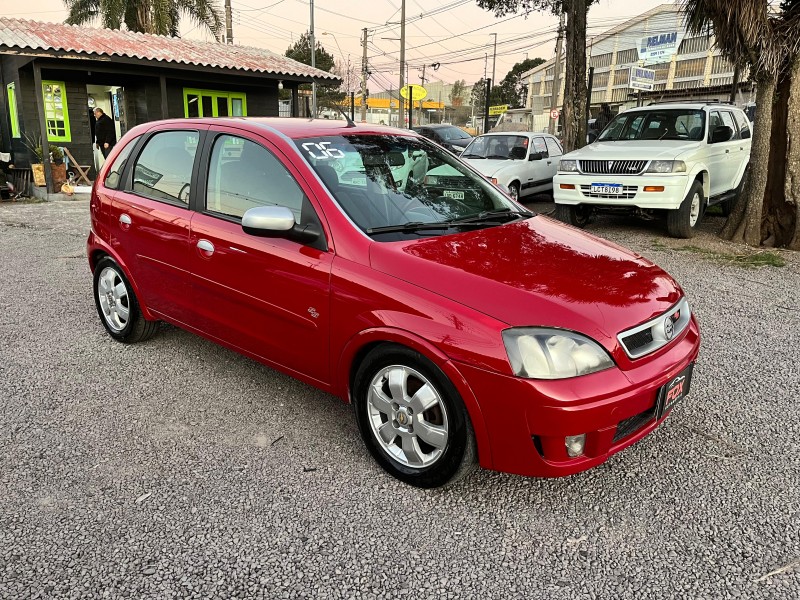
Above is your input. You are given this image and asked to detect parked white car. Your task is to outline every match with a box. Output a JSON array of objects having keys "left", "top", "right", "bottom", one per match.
[
  {"left": 553, "top": 103, "right": 751, "bottom": 238},
  {"left": 459, "top": 132, "right": 563, "bottom": 201}
]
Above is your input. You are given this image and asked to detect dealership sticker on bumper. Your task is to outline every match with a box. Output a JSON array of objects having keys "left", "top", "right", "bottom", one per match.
[
  {"left": 656, "top": 362, "right": 694, "bottom": 419},
  {"left": 591, "top": 183, "right": 623, "bottom": 195}
]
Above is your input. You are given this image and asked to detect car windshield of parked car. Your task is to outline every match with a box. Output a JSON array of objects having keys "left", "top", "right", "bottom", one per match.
[
  {"left": 436, "top": 126, "right": 472, "bottom": 141},
  {"left": 461, "top": 135, "right": 530, "bottom": 160},
  {"left": 295, "top": 134, "right": 528, "bottom": 240},
  {"left": 598, "top": 109, "right": 706, "bottom": 142}
]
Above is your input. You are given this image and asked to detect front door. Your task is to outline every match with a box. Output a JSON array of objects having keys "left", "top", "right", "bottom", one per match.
[{"left": 189, "top": 129, "right": 333, "bottom": 385}]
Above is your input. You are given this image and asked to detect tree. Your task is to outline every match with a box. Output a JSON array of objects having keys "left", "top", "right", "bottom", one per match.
[
  {"left": 471, "top": 78, "right": 487, "bottom": 115},
  {"left": 497, "top": 57, "right": 547, "bottom": 107},
  {"left": 682, "top": 0, "right": 800, "bottom": 248},
  {"left": 450, "top": 79, "right": 467, "bottom": 107},
  {"left": 63, "top": 0, "right": 222, "bottom": 37},
  {"left": 477, "top": 1, "right": 595, "bottom": 152},
  {"left": 285, "top": 33, "right": 339, "bottom": 115}
]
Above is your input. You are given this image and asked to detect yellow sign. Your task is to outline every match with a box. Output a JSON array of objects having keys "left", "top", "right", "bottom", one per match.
[
  {"left": 399, "top": 85, "right": 428, "bottom": 101},
  {"left": 488, "top": 104, "right": 509, "bottom": 116}
]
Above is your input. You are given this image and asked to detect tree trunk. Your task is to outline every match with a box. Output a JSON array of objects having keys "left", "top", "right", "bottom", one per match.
[
  {"left": 787, "top": 56, "right": 800, "bottom": 250},
  {"left": 722, "top": 71, "right": 775, "bottom": 245},
  {"left": 561, "top": 0, "right": 588, "bottom": 153}
]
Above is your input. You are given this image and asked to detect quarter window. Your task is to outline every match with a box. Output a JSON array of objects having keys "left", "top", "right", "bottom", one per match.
[
  {"left": 42, "top": 81, "right": 71, "bottom": 142},
  {"left": 131, "top": 131, "right": 199, "bottom": 204},
  {"left": 206, "top": 134, "right": 306, "bottom": 222},
  {"left": 104, "top": 136, "right": 140, "bottom": 190}
]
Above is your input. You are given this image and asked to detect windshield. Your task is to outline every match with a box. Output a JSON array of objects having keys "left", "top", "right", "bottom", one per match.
[
  {"left": 598, "top": 109, "right": 706, "bottom": 142},
  {"left": 436, "top": 126, "right": 472, "bottom": 141},
  {"left": 462, "top": 135, "right": 531, "bottom": 160},
  {"left": 295, "top": 134, "right": 526, "bottom": 240}
]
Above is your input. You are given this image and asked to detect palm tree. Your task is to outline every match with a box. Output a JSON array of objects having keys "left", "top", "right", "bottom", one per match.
[
  {"left": 681, "top": 0, "right": 800, "bottom": 248},
  {"left": 63, "top": 0, "right": 222, "bottom": 38}
]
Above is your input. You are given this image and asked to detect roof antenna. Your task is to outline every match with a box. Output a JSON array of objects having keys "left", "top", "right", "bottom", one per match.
[{"left": 332, "top": 103, "right": 357, "bottom": 127}]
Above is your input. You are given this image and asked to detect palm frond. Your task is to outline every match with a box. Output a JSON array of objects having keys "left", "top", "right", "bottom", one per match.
[{"left": 175, "top": 0, "right": 223, "bottom": 37}]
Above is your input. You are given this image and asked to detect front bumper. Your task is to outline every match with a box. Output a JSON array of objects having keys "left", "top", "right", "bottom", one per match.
[
  {"left": 553, "top": 173, "right": 689, "bottom": 210},
  {"left": 457, "top": 315, "right": 700, "bottom": 478}
]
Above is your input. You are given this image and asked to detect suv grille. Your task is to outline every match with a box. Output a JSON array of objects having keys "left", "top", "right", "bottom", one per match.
[
  {"left": 580, "top": 184, "right": 638, "bottom": 199},
  {"left": 579, "top": 160, "right": 647, "bottom": 175}
]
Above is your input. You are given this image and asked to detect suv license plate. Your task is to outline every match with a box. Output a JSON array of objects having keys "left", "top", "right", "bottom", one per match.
[
  {"left": 591, "top": 183, "right": 623, "bottom": 195},
  {"left": 656, "top": 362, "right": 694, "bottom": 419},
  {"left": 443, "top": 190, "right": 465, "bottom": 200}
]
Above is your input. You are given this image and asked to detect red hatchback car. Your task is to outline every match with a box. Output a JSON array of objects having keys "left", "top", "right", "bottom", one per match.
[{"left": 88, "top": 118, "right": 700, "bottom": 488}]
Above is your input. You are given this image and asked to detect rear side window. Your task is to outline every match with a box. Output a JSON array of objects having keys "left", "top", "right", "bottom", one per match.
[
  {"left": 131, "top": 130, "right": 199, "bottom": 204},
  {"left": 104, "top": 136, "right": 140, "bottom": 190}
]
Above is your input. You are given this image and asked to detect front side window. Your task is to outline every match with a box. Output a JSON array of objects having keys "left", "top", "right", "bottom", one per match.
[
  {"left": 295, "top": 134, "right": 526, "bottom": 240},
  {"left": 183, "top": 88, "right": 247, "bottom": 118},
  {"left": 131, "top": 131, "right": 199, "bottom": 204},
  {"left": 598, "top": 109, "right": 705, "bottom": 142},
  {"left": 104, "top": 135, "right": 140, "bottom": 190},
  {"left": 463, "top": 135, "right": 532, "bottom": 160},
  {"left": 6, "top": 83, "right": 20, "bottom": 138},
  {"left": 545, "top": 137, "right": 563, "bottom": 157},
  {"left": 206, "top": 134, "right": 307, "bottom": 222},
  {"left": 42, "top": 81, "right": 70, "bottom": 142},
  {"left": 733, "top": 111, "right": 751, "bottom": 139},
  {"left": 719, "top": 111, "right": 738, "bottom": 140}
]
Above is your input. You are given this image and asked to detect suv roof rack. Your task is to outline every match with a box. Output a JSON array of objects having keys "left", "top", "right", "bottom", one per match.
[{"left": 646, "top": 100, "right": 735, "bottom": 106}]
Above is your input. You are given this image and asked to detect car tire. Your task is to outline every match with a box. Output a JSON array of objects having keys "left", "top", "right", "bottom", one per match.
[
  {"left": 93, "top": 256, "right": 158, "bottom": 343},
  {"left": 722, "top": 166, "right": 748, "bottom": 217},
  {"left": 507, "top": 181, "right": 520, "bottom": 202},
  {"left": 554, "top": 203, "right": 593, "bottom": 228},
  {"left": 353, "top": 344, "right": 477, "bottom": 488},
  {"left": 667, "top": 180, "right": 704, "bottom": 238}
]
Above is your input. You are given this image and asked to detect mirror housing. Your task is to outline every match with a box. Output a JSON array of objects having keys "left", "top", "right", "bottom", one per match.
[
  {"left": 529, "top": 151, "right": 546, "bottom": 161},
  {"left": 711, "top": 125, "right": 733, "bottom": 144},
  {"left": 242, "top": 206, "right": 324, "bottom": 247}
]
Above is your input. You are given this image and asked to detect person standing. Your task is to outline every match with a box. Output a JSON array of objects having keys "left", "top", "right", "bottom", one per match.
[
  {"left": 595, "top": 103, "right": 613, "bottom": 132},
  {"left": 94, "top": 108, "right": 116, "bottom": 158}
]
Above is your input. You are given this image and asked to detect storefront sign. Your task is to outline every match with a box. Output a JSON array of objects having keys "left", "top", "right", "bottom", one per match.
[
  {"left": 630, "top": 67, "right": 656, "bottom": 91},
  {"left": 638, "top": 31, "right": 683, "bottom": 63}
]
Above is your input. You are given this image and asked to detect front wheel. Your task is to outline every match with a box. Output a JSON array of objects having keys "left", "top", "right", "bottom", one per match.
[
  {"left": 667, "top": 181, "right": 704, "bottom": 238},
  {"left": 93, "top": 256, "right": 158, "bottom": 343},
  {"left": 353, "top": 345, "right": 477, "bottom": 488},
  {"left": 554, "top": 203, "right": 593, "bottom": 228},
  {"left": 507, "top": 181, "right": 520, "bottom": 202}
]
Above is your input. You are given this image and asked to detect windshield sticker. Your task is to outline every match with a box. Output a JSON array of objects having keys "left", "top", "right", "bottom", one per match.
[{"left": 301, "top": 141, "right": 345, "bottom": 160}]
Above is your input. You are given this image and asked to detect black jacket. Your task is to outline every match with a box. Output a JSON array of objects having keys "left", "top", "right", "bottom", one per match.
[{"left": 95, "top": 114, "right": 117, "bottom": 147}]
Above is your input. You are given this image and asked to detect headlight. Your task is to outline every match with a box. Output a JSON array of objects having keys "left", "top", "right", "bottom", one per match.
[
  {"left": 558, "top": 159, "right": 578, "bottom": 172},
  {"left": 646, "top": 160, "right": 686, "bottom": 173},
  {"left": 502, "top": 328, "right": 614, "bottom": 379}
]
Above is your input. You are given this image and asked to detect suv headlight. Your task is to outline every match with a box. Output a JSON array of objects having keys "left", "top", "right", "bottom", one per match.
[
  {"left": 646, "top": 160, "right": 686, "bottom": 173},
  {"left": 502, "top": 328, "right": 614, "bottom": 379},
  {"left": 558, "top": 159, "right": 578, "bottom": 172}
]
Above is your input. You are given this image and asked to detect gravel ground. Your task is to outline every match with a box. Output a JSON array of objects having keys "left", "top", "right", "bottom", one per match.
[{"left": 1, "top": 198, "right": 798, "bottom": 599}]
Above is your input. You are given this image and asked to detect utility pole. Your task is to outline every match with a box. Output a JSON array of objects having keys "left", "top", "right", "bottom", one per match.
[
  {"left": 399, "top": 0, "right": 406, "bottom": 127},
  {"left": 491, "top": 33, "right": 497, "bottom": 87},
  {"left": 310, "top": 0, "right": 316, "bottom": 117},
  {"left": 388, "top": 82, "right": 393, "bottom": 126},
  {"left": 549, "top": 12, "right": 565, "bottom": 135},
  {"left": 224, "top": 0, "right": 233, "bottom": 44},
  {"left": 361, "top": 28, "right": 368, "bottom": 122},
  {"left": 419, "top": 64, "right": 426, "bottom": 124}
]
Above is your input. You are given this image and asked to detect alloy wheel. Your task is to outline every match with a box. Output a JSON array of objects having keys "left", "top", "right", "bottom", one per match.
[{"left": 97, "top": 266, "right": 130, "bottom": 332}]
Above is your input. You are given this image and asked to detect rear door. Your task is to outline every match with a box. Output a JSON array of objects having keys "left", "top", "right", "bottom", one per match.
[
  {"left": 110, "top": 126, "right": 206, "bottom": 325},
  {"left": 188, "top": 127, "right": 334, "bottom": 385}
]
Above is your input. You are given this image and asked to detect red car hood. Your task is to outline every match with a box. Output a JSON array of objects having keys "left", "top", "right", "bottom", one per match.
[{"left": 369, "top": 216, "right": 683, "bottom": 348}]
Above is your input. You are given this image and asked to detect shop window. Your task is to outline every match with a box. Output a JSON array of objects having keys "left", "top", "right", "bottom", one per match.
[
  {"left": 183, "top": 88, "right": 248, "bottom": 118},
  {"left": 42, "top": 81, "right": 71, "bottom": 142},
  {"left": 6, "top": 83, "right": 19, "bottom": 138},
  {"left": 615, "top": 48, "right": 638, "bottom": 65}
]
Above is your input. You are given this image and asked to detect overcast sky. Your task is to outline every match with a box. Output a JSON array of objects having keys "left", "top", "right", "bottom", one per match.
[{"left": 8, "top": 0, "right": 669, "bottom": 93}]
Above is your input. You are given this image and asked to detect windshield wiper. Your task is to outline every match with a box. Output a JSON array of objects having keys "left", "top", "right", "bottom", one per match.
[
  {"left": 461, "top": 153, "right": 484, "bottom": 159},
  {"left": 487, "top": 154, "right": 508, "bottom": 160},
  {"left": 366, "top": 221, "right": 485, "bottom": 235},
  {"left": 449, "top": 208, "right": 533, "bottom": 224}
]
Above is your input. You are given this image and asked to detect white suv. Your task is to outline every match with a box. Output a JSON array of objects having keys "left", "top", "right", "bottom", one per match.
[{"left": 553, "top": 103, "right": 751, "bottom": 238}]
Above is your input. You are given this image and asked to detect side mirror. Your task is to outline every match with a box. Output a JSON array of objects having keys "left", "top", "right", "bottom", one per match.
[
  {"left": 242, "top": 205, "right": 323, "bottom": 246},
  {"left": 529, "top": 151, "right": 545, "bottom": 161},
  {"left": 711, "top": 125, "right": 733, "bottom": 144}
]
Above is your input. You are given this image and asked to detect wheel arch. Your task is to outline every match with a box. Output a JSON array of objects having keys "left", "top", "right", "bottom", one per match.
[
  {"left": 337, "top": 327, "right": 493, "bottom": 470},
  {"left": 684, "top": 166, "right": 709, "bottom": 201},
  {"left": 89, "top": 242, "right": 157, "bottom": 322}
]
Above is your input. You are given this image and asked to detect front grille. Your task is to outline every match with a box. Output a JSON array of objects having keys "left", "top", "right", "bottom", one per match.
[
  {"left": 579, "top": 160, "right": 647, "bottom": 175},
  {"left": 580, "top": 184, "right": 638, "bottom": 199},
  {"left": 613, "top": 406, "right": 657, "bottom": 443},
  {"left": 621, "top": 328, "right": 654, "bottom": 355}
]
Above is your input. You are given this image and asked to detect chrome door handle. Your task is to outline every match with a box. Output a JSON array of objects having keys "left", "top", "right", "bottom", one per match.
[
  {"left": 119, "top": 214, "right": 131, "bottom": 225},
  {"left": 197, "top": 239, "right": 215, "bottom": 254}
]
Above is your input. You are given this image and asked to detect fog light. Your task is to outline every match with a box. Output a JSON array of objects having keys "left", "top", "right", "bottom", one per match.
[
  {"left": 560, "top": 183, "right": 575, "bottom": 190},
  {"left": 565, "top": 434, "right": 586, "bottom": 457},
  {"left": 643, "top": 185, "right": 665, "bottom": 192}
]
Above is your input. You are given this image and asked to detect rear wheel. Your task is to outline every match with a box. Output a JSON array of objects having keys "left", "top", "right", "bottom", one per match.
[
  {"left": 667, "top": 180, "right": 704, "bottom": 238},
  {"left": 353, "top": 345, "right": 477, "bottom": 488},
  {"left": 554, "top": 203, "right": 593, "bottom": 228},
  {"left": 93, "top": 256, "right": 158, "bottom": 343}
]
